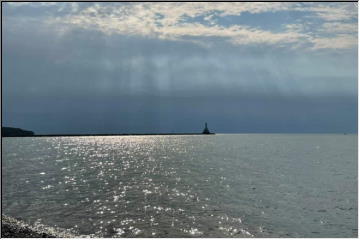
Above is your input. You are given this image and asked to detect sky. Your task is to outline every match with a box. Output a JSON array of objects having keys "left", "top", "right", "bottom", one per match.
[{"left": 2, "top": 2, "right": 358, "bottom": 134}]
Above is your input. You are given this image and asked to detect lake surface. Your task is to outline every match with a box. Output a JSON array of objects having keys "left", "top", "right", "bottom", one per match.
[{"left": 2, "top": 134, "right": 357, "bottom": 237}]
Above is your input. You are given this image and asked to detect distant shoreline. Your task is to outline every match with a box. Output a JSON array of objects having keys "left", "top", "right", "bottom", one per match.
[{"left": 3, "top": 133, "right": 215, "bottom": 137}]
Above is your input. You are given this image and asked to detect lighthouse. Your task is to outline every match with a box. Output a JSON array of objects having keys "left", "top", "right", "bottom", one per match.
[{"left": 202, "top": 122, "right": 211, "bottom": 134}]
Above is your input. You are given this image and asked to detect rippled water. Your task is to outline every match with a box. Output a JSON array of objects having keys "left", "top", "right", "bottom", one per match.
[{"left": 2, "top": 134, "right": 357, "bottom": 237}]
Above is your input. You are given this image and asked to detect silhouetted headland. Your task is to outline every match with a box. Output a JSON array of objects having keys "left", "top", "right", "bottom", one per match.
[{"left": 2, "top": 127, "right": 34, "bottom": 137}]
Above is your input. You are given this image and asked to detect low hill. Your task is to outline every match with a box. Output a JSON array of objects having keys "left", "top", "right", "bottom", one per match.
[{"left": 2, "top": 127, "right": 35, "bottom": 137}]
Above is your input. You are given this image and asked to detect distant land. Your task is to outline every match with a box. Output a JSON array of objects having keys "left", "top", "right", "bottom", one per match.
[{"left": 2, "top": 127, "right": 35, "bottom": 137}]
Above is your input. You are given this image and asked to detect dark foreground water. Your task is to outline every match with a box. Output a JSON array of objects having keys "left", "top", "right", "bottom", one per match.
[{"left": 2, "top": 134, "right": 357, "bottom": 237}]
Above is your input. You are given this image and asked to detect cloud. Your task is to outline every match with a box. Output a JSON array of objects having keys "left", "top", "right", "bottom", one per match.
[
  {"left": 307, "top": 3, "right": 358, "bottom": 21},
  {"left": 321, "top": 22, "right": 358, "bottom": 34},
  {"left": 4, "top": 2, "right": 357, "bottom": 50},
  {"left": 311, "top": 34, "right": 358, "bottom": 50}
]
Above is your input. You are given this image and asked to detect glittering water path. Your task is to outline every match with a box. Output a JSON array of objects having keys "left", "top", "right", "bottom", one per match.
[{"left": 2, "top": 134, "right": 357, "bottom": 237}]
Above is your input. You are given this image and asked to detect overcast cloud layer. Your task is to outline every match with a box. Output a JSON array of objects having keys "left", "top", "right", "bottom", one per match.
[{"left": 2, "top": 2, "right": 358, "bottom": 134}]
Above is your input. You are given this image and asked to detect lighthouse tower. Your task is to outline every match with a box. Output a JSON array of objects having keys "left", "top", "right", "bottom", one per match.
[{"left": 202, "top": 122, "right": 211, "bottom": 134}]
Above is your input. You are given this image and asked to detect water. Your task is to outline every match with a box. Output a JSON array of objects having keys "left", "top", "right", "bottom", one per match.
[{"left": 2, "top": 134, "right": 357, "bottom": 237}]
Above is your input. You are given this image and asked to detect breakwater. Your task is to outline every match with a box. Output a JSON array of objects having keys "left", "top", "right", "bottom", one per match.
[{"left": 4, "top": 133, "right": 215, "bottom": 137}]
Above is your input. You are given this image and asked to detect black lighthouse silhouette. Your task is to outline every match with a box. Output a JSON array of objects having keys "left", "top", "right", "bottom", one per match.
[{"left": 202, "top": 122, "right": 211, "bottom": 134}]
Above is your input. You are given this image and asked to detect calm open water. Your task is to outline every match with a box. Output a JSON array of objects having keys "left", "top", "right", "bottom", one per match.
[{"left": 2, "top": 134, "right": 357, "bottom": 237}]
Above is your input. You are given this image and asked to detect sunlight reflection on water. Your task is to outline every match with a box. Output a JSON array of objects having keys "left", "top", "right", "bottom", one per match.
[{"left": 2, "top": 134, "right": 358, "bottom": 237}]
